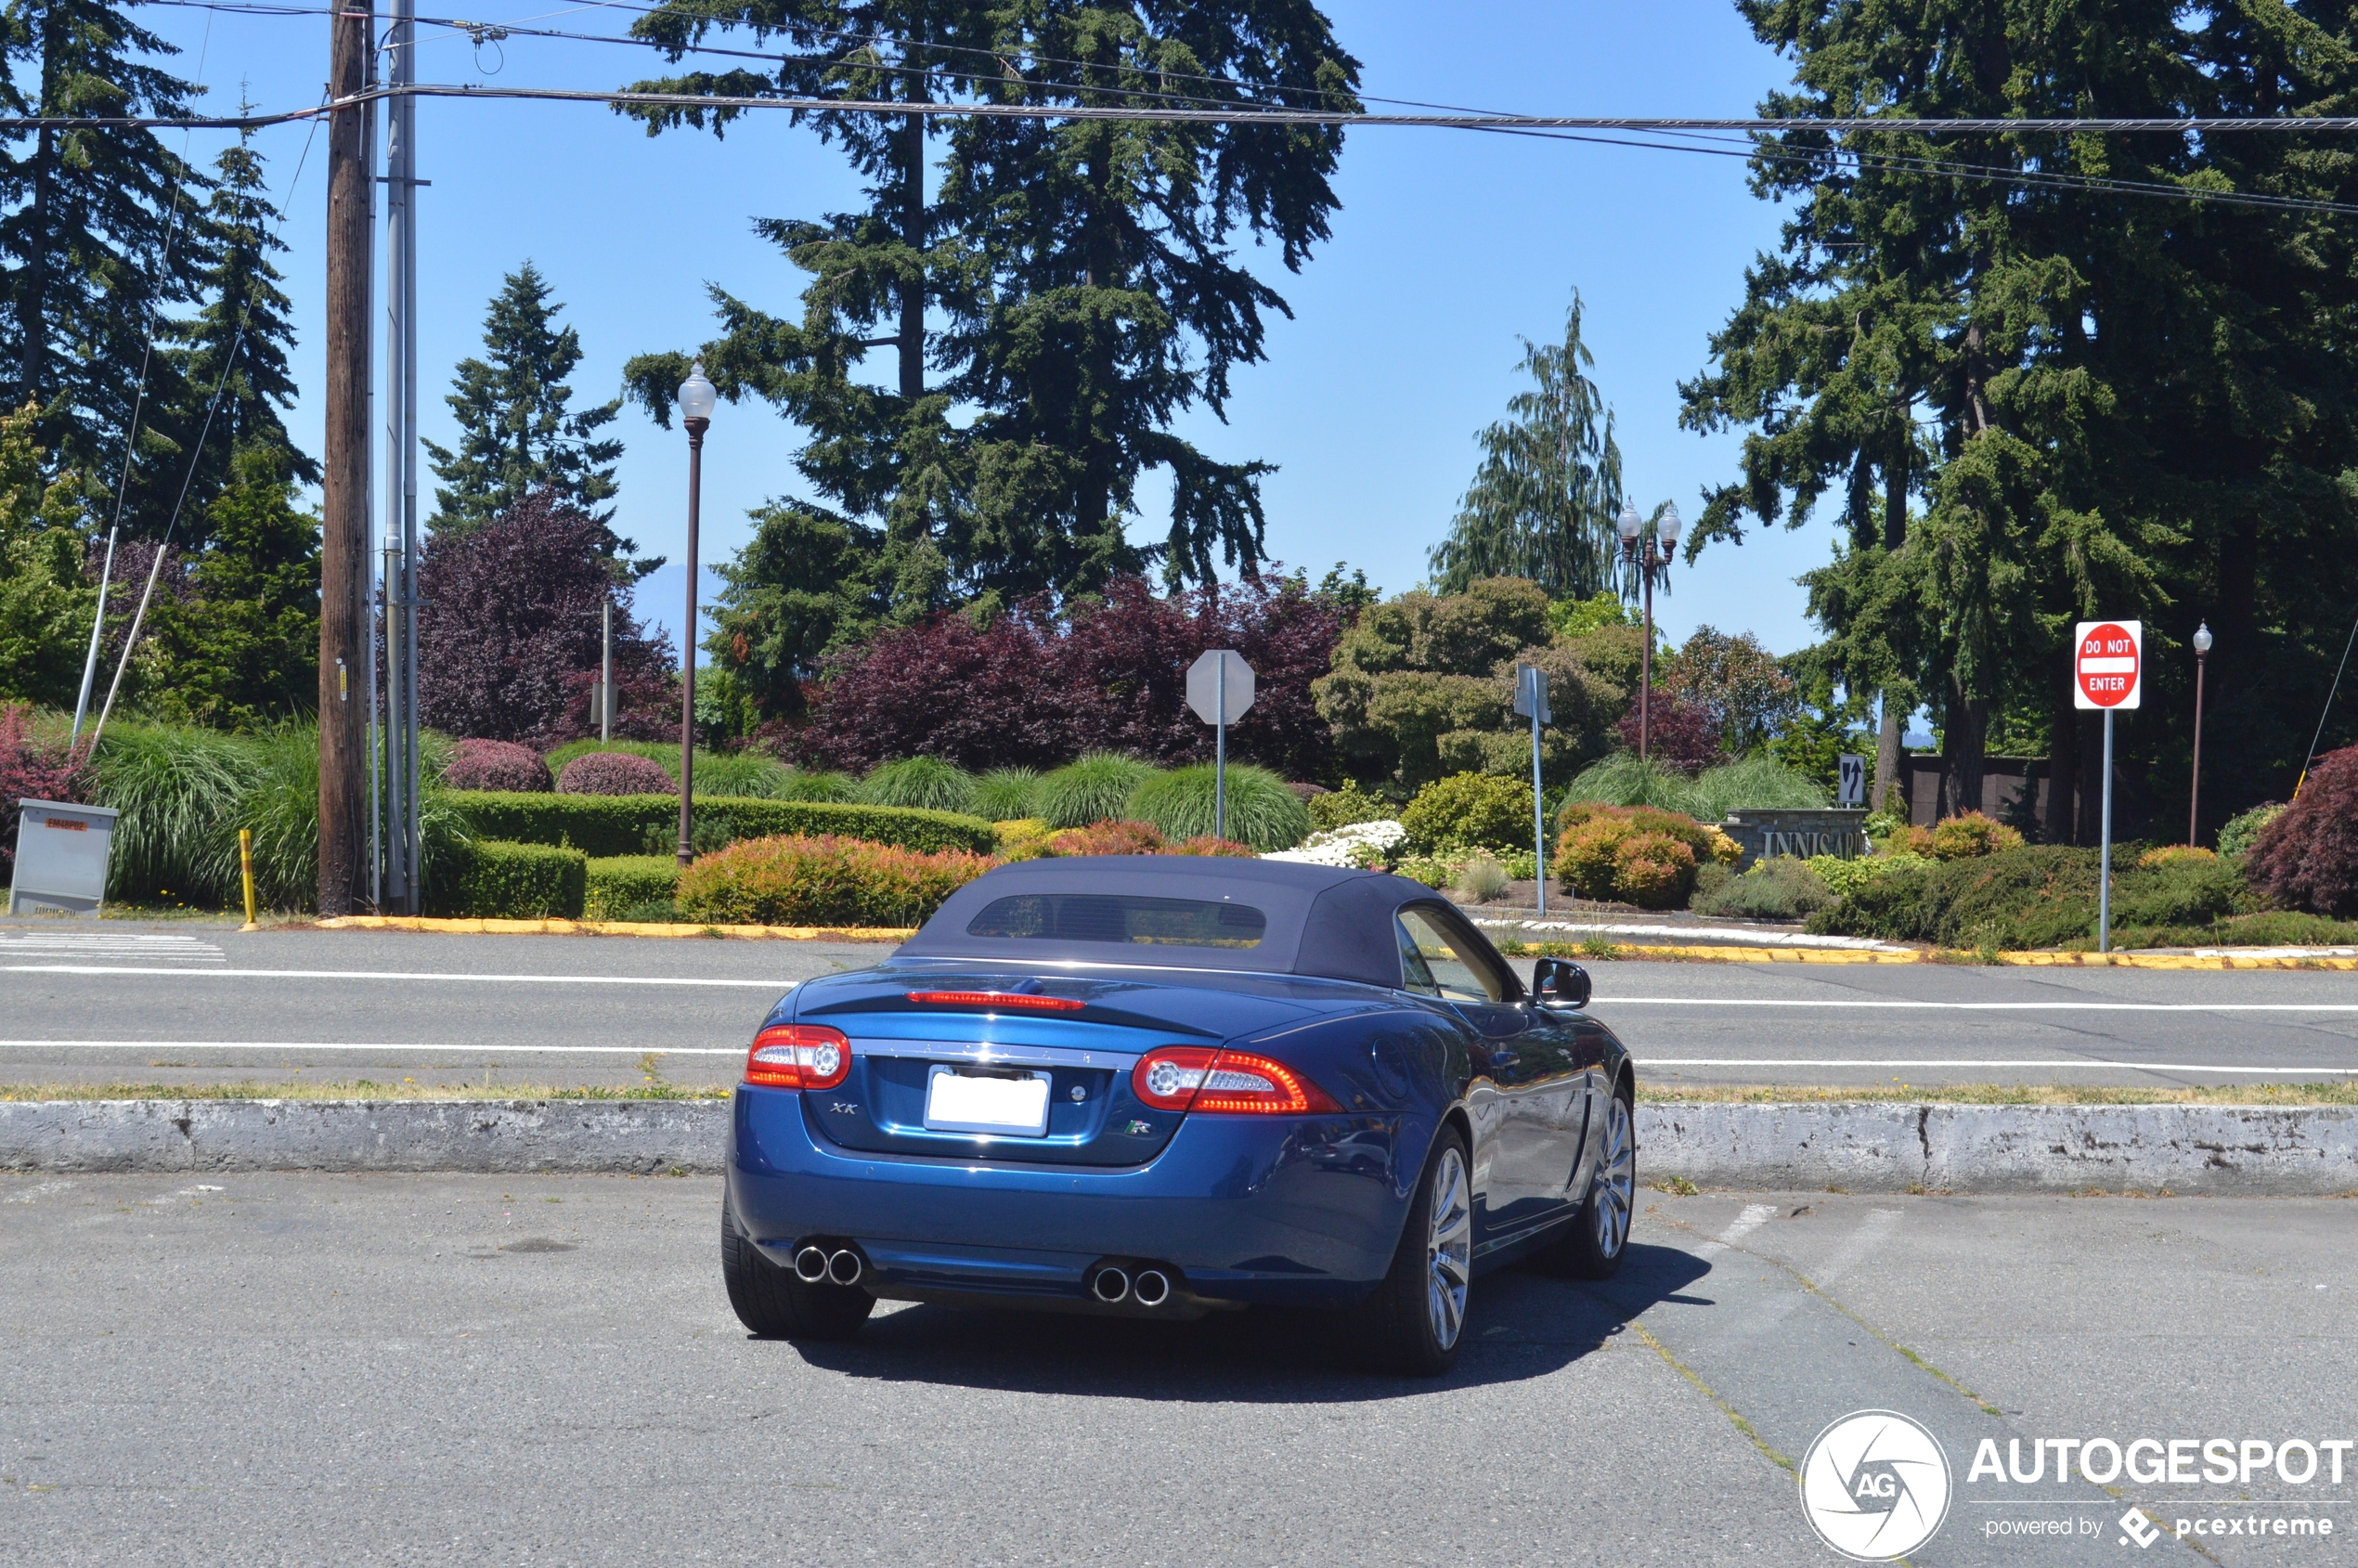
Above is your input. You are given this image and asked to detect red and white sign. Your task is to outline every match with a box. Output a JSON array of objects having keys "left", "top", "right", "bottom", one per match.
[{"left": 2073, "top": 619, "right": 2143, "bottom": 710}]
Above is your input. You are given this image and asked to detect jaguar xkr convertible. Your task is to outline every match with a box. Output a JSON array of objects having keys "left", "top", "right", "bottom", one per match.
[{"left": 720, "top": 856, "right": 1637, "bottom": 1375}]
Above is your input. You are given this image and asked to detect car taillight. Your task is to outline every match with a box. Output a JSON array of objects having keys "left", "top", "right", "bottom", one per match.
[
  {"left": 906, "top": 991, "right": 1086, "bottom": 1013},
  {"left": 1131, "top": 1045, "right": 1341, "bottom": 1115},
  {"left": 744, "top": 1024, "right": 850, "bottom": 1090}
]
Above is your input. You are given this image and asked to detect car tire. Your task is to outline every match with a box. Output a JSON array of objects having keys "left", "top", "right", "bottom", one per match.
[
  {"left": 1345, "top": 1124, "right": 1472, "bottom": 1378},
  {"left": 1536, "top": 1085, "right": 1636, "bottom": 1280},
  {"left": 720, "top": 1197, "right": 875, "bottom": 1341}
]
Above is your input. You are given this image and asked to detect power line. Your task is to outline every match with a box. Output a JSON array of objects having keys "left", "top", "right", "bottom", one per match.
[{"left": 26, "top": 83, "right": 2358, "bottom": 136}]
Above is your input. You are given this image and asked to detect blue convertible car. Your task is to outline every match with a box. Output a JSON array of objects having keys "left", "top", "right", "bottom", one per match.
[{"left": 721, "top": 856, "right": 1637, "bottom": 1375}]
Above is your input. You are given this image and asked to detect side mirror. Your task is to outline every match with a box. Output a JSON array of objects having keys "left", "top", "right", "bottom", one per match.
[{"left": 1532, "top": 957, "right": 1590, "bottom": 1010}]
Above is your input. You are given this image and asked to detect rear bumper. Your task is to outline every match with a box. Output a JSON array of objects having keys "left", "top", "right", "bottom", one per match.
[{"left": 728, "top": 1086, "right": 1422, "bottom": 1309}]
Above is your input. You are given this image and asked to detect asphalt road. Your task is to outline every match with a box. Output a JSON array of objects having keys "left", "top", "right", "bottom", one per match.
[
  {"left": 2, "top": 1173, "right": 2351, "bottom": 1565},
  {"left": 5, "top": 918, "right": 2358, "bottom": 1091}
]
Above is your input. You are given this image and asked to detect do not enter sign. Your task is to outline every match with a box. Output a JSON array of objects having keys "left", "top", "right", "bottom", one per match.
[{"left": 2073, "top": 619, "right": 2143, "bottom": 709}]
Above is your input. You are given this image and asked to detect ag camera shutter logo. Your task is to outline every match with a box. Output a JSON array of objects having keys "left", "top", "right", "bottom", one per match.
[{"left": 1799, "top": 1410, "right": 1953, "bottom": 1561}]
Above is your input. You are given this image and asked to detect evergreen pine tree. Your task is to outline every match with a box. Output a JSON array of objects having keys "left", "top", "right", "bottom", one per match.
[
  {"left": 158, "top": 122, "right": 316, "bottom": 542},
  {"left": 0, "top": 0, "right": 210, "bottom": 517},
  {"left": 1429, "top": 294, "right": 1626, "bottom": 600},
  {"left": 619, "top": 0, "right": 1357, "bottom": 648},
  {"left": 0, "top": 400, "right": 90, "bottom": 706},
  {"left": 141, "top": 442, "right": 320, "bottom": 729},
  {"left": 425, "top": 263, "right": 628, "bottom": 551}
]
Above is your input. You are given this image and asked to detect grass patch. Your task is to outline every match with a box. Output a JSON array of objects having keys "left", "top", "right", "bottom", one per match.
[
  {"left": 0, "top": 1081, "right": 727, "bottom": 1102},
  {"left": 1637, "top": 1082, "right": 2358, "bottom": 1107}
]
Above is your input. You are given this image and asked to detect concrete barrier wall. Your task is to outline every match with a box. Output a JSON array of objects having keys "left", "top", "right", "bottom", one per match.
[{"left": 4, "top": 1098, "right": 2354, "bottom": 1194}]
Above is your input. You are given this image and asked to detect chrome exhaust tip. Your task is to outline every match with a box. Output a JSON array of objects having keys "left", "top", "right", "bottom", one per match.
[
  {"left": 793, "top": 1246, "right": 829, "bottom": 1283},
  {"left": 826, "top": 1249, "right": 864, "bottom": 1287},
  {"left": 1133, "top": 1269, "right": 1172, "bottom": 1308},
  {"left": 1092, "top": 1266, "right": 1131, "bottom": 1303}
]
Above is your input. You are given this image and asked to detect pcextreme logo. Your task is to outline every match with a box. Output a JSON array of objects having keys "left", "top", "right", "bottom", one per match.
[{"left": 1799, "top": 1410, "right": 1954, "bottom": 1562}]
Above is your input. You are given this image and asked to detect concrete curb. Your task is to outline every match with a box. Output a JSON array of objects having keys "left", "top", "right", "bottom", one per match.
[
  {"left": 5, "top": 1099, "right": 2356, "bottom": 1195},
  {"left": 0, "top": 1098, "right": 729, "bottom": 1175},
  {"left": 1641, "top": 1103, "right": 2358, "bottom": 1196}
]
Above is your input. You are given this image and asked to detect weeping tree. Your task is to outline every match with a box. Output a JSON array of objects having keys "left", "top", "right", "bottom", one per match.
[
  {"left": 617, "top": 0, "right": 1361, "bottom": 636},
  {"left": 1428, "top": 292, "right": 1626, "bottom": 601}
]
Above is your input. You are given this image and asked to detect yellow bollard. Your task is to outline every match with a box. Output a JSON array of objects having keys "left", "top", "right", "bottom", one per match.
[{"left": 239, "top": 828, "right": 259, "bottom": 931}]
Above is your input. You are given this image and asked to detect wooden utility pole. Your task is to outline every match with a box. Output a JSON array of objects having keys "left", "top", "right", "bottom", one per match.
[{"left": 319, "top": 1, "right": 372, "bottom": 915}]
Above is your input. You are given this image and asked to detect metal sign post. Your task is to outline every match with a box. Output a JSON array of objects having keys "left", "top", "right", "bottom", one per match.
[
  {"left": 1513, "top": 663, "right": 1550, "bottom": 915},
  {"left": 2073, "top": 620, "right": 2144, "bottom": 952},
  {"left": 1185, "top": 651, "right": 1255, "bottom": 840}
]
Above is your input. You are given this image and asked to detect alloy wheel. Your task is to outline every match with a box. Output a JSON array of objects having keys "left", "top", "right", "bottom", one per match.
[
  {"left": 1592, "top": 1095, "right": 1634, "bottom": 1259},
  {"left": 1426, "top": 1144, "right": 1472, "bottom": 1350}
]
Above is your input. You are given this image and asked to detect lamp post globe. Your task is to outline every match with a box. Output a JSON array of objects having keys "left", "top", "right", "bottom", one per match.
[
  {"left": 1617, "top": 504, "right": 1642, "bottom": 546},
  {"left": 2189, "top": 619, "right": 2213, "bottom": 847},
  {"left": 676, "top": 360, "right": 717, "bottom": 868},
  {"left": 1657, "top": 500, "right": 1682, "bottom": 551}
]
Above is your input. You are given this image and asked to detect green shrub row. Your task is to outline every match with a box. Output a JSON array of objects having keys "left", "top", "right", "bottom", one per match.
[
  {"left": 584, "top": 855, "right": 680, "bottom": 921},
  {"left": 675, "top": 834, "right": 993, "bottom": 927},
  {"left": 443, "top": 792, "right": 998, "bottom": 858},
  {"left": 425, "top": 839, "right": 588, "bottom": 919},
  {"left": 1807, "top": 846, "right": 2255, "bottom": 949}
]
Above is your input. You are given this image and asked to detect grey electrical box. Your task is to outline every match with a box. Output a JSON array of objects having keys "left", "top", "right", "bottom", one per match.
[{"left": 8, "top": 798, "right": 121, "bottom": 916}]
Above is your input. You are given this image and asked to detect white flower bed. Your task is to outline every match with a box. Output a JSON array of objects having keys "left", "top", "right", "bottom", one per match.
[{"left": 1262, "top": 818, "right": 1408, "bottom": 867}]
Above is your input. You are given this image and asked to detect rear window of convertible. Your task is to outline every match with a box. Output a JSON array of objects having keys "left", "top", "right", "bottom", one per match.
[{"left": 965, "top": 894, "right": 1268, "bottom": 949}]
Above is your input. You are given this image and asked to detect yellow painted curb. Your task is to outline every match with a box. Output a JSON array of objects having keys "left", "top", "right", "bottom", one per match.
[
  {"left": 1995, "top": 950, "right": 2358, "bottom": 971},
  {"left": 1614, "top": 945, "right": 1923, "bottom": 965},
  {"left": 317, "top": 915, "right": 913, "bottom": 942}
]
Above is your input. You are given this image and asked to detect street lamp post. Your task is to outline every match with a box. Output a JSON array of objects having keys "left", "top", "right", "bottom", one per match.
[
  {"left": 676, "top": 361, "right": 717, "bottom": 869},
  {"left": 1616, "top": 500, "right": 1681, "bottom": 760},
  {"left": 2190, "top": 620, "right": 2213, "bottom": 847}
]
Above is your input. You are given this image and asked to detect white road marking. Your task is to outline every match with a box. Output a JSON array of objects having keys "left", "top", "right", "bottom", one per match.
[
  {"left": 1812, "top": 1208, "right": 1903, "bottom": 1289},
  {"left": 1636, "top": 1057, "right": 2358, "bottom": 1074},
  {"left": 1695, "top": 1202, "right": 1778, "bottom": 1260},
  {"left": 5, "top": 1180, "right": 74, "bottom": 1203},
  {"left": 1600, "top": 999, "right": 2358, "bottom": 1012},
  {"left": 0, "top": 1040, "right": 744, "bottom": 1056},
  {"left": 2, "top": 965, "right": 796, "bottom": 987},
  {"left": 0, "top": 934, "right": 223, "bottom": 962}
]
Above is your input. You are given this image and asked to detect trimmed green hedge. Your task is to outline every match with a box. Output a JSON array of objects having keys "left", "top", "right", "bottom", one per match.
[
  {"left": 426, "top": 839, "right": 588, "bottom": 919},
  {"left": 442, "top": 792, "right": 998, "bottom": 858},
  {"left": 585, "top": 855, "right": 680, "bottom": 920}
]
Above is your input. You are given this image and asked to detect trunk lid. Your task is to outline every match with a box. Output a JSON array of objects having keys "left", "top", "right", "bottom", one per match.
[{"left": 786, "top": 964, "right": 1341, "bottom": 1167}]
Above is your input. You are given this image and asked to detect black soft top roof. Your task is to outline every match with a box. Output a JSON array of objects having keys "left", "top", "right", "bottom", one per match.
[{"left": 899, "top": 856, "right": 1451, "bottom": 989}]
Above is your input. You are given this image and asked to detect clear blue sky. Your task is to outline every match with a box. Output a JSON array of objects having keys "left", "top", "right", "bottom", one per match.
[{"left": 144, "top": 0, "right": 1834, "bottom": 666}]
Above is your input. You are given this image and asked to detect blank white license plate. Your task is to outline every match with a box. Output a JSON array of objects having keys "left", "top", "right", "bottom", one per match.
[{"left": 924, "top": 1066, "right": 1052, "bottom": 1137}]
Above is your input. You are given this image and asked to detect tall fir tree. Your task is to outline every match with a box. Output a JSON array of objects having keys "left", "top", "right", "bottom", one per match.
[
  {"left": 1429, "top": 294, "right": 1626, "bottom": 601},
  {"left": 156, "top": 121, "right": 316, "bottom": 543},
  {"left": 618, "top": 0, "right": 1358, "bottom": 698},
  {"left": 0, "top": 0, "right": 210, "bottom": 521},
  {"left": 140, "top": 442, "right": 320, "bottom": 729},
  {"left": 425, "top": 263, "right": 631, "bottom": 555}
]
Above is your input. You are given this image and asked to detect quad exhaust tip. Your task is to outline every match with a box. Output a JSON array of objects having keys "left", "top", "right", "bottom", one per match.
[
  {"left": 794, "top": 1244, "right": 864, "bottom": 1287},
  {"left": 1132, "top": 1269, "right": 1171, "bottom": 1308},
  {"left": 1092, "top": 1266, "right": 1131, "bottom": 1303},
  {"left": 826, "top": 1249, "right": 864, "bottom": 1287},
  {"left": 793, "top": 1246, "right": 829, "bottom": 1284}
]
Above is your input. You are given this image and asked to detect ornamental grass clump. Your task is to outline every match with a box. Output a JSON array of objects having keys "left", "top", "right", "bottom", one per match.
[
  {"left": 1035, "top": 752, "right": 1158, "bottom": 828},
  {"left": 1685, "top": 756, "right": 1827, "bottom": 820},
  {"left": 1124, "top": 763, "right": 1310, "bottom": 849},
  {"left": 858, "top": 756, "right": 978, "bottom": 815},
  {"left": 443, "top": 739, "right": 551, "bottom": 794},
  {"left": 558, "top": 751, "right": 675, "bottom": 796},
  {"left": 674, "top": 835, "right": 992, "bottom": 927},
  {"left": 1561, "top": 752, "right": 1699, "bottom": 814},
  {"left": 970, "top": 767, "right": 1041, "bottom": 822}
]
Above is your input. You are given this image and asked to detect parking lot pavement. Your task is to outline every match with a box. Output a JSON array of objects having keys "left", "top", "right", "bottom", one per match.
[
  {"left": 2, "top": 1174, "right": 2350, "bottom": 1566},
  {"left": 6, "top": 920, "right": 2358, "bottom": 1093}
]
